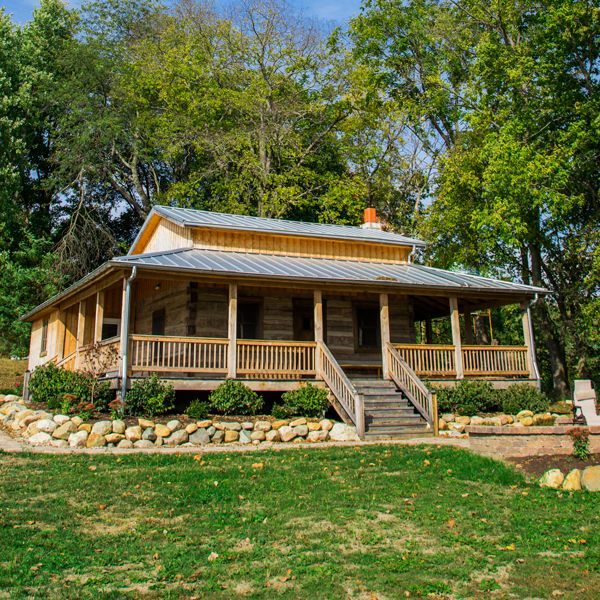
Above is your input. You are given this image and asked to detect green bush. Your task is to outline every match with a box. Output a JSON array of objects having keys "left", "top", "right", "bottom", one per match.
[
  {"left": 209, "top": 380, "right": 263, "bottom": 416},
  {"left": 125, "top": 373, "right": 175, "bottom": 417},
  {"left": 29, "top": 362, "right": 113, "bottom": 411},
  {"left": 500, "top": 384, "right": 550, "bottom": 415},
  {"left": 185, "top": 398, "right": 210, "bottom": 420},
  {"left": 435, "top": 380, "right": 501, "bottom": 415},
  {"left": 272, "top": 383, "right": 330, "bottom": 418}
]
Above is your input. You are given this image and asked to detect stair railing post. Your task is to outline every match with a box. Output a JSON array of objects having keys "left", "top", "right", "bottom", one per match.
[
  {"left": 355, "top": 392, "right": 365, "bottom": 439},
  {"left": 432, "top": 393, "right": 439, "bottom": 436}
]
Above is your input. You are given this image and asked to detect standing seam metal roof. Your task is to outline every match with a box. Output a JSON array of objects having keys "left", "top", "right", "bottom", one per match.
[
  {"left": 114, "top": 248, "right": 547, "bottom": 294},
  {"left": 153, "top": 205, "right": 426, "bottom": 247}
]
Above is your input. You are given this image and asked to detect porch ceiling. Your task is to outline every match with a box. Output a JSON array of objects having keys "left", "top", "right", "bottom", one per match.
[{"left": 113, "top": 248, "right": 548, "bottom": 300}]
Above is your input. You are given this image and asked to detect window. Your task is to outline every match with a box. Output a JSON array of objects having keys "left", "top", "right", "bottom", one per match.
[
  {"left": 237, "top": 301, "right": 262, "bottom": 339},
  {"left": 101, "top": 318, "right": 121, "bottom": 340},
  {"left": 355, "top": 306, "right": 380, "bottom": 350},
  {"left": 152, "top": 308, "right": 166, "bottom": 336},
  {"left": 40, "top": 319, "right": 49, "bottom": 355}
]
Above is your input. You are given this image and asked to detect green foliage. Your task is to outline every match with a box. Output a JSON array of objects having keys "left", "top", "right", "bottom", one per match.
[
  {"left": 500, "top": 384, "right": 550, "bottom": 416},
  {"left": 273, "top": 383, "right": 330, "bottom": 418},
  {"left": 208, "top": 380, "right": 264, "bottom": 416},
  {"left": 435, "top": 381, "right": 501, "bottom": 416},
  {"left": 569, "top": 427, "right": 591, "bottom": 461},
  {"left": 185, "top": 398, "right": 210, "bottom": 420},
  {"left": 124, "top": 373, "right": 175, "bottom": 417},
  {"left": 28, "top": 362, "right": 113, "bottom": 410}
]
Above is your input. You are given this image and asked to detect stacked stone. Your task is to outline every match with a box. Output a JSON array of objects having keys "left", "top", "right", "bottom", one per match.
[{"left": 0, "top": 397, "right": 359, "bottom": 448}]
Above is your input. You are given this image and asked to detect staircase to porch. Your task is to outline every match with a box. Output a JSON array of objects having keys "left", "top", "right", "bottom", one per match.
[{"left": 352, "top": 379, "right": 431, "bottom": 439}]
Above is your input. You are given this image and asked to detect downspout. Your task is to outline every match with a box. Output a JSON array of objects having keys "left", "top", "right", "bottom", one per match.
[
  {"left": 120, "top": 266, "right": 138, "bottom": 401},
  {"left": 408, "top": 244, "right": 417, "bottom": 264}
]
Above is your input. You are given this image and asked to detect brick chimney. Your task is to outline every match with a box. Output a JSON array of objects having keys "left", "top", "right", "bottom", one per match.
[{"left": 361, "top": 207, "right": 382, "bottom": 230}]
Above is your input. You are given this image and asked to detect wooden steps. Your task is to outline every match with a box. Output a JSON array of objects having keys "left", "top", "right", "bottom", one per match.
[{"left": 352, "top": 378, "right": 432, "bottom": 439}]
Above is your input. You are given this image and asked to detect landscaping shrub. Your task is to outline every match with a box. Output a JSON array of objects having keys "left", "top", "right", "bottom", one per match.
[
  {"left": 124, "top": 373, "right": 175, "bottom": 416},
  {"left": 500, "top": 384, "right": 549, "bottom": 415},
  {"left": 185, "top": 398, "right": 210, "bottom": 420},
  {"left": 209, "top": 380, "right": 263, "bottom": 415},
  {"left": 29, "top": 362, "right": 113, "bottom": 411},
  {"left": 272, "top": 383, "right": 330, "bottom": 418},
  {"left": 435, "top": 380, "right": 501, "bottom": 415},
  {"left": 568, "top": 427, "right": 591, "bottom": 460}
]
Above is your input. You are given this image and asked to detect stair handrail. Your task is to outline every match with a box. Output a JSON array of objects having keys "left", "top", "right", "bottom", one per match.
[
  {"left": 385, "top": 342, "right": 436, "bottom": 429},
  {"left": 316, "top": 341, "right": 365, "bottom": 437}
]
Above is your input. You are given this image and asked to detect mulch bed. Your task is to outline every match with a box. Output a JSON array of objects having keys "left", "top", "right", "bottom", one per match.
[{"left": 506, "top": 453, "right": 600, "bottom": 477}]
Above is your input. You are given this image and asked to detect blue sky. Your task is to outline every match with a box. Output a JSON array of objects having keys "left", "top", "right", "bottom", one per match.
[{"left": 2, "top": 0, "right": 362, "bottom": 24}]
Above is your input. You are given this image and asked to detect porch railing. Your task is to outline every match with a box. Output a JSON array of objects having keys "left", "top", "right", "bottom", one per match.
[
  {"left": 394, "top": 343, "right": 529, "bottom": 378},
  {"left": 236, "top": 340, "right": 316, "bottom": 379},
  {"left": 386, "top": 343, "right": 435, "bottom": 426},
  {"left": 130, "top": 334, "right": 228, "bottom": 373},
  {"left": 462, "top": 346, "right": 528, "bottom": 376},
  {"left": 316, "top": 341, "right": 364, "bottom": 437}
]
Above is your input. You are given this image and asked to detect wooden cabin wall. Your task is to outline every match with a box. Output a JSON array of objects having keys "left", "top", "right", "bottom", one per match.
[
  {"left": 390, "top": 295, "right": 416, "bottom": 344},
  {"left": 139, "top": 219, "right": 193, "bottom": 255},
  {"left": 27, "top": 309, "right": 61, "bottom": 371}
]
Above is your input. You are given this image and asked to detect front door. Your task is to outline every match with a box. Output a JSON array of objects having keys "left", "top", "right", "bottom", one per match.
[
  {"left": 293, "top": 299, "right": 314, "bottom": 341},
  {"left": 354, "top": 304, "right": 381, "bottom": 353}
]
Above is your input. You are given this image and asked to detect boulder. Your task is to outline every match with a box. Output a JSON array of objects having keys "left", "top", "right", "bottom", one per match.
[
  {"left": 290, "top": 417, "right": 307, "bottom": 427},
  {"left": 212, "top": 421, "right": 225, "bottom": 430},
  {"left": 539, "top": 469, "right": 564, "bottom": 489},
  {"left": 224, "top": 430, "right": 239, "bottom": 443},
  {"left": 197, "top": 420, "right": 212, "bottom": 428},
  {"left": 455, "top": 416, "right": 471, "bottom": 425},
  {"left": 319, "top": 419, "right": 333, "bottom": 431},
  {"left": 86, "top": 433, "right": 107, "bottom": 448},
  {"left": 211, "top": 430, "right": 225, "bottom": 443},
  {"left": 35, "top": 419, "right": 57, "bottom": 434},
  {"left": 293, "top": 425, "right": 309, "bottom": 437},
  {"left": 49, "top": 439, "right": 68, "bottom": 448},
  {"left": 125, "top": 426, "right": 143, "bottom": 442},
  {"left": 520, "top": 416, "right": 534, "bottom": 427},
  {"left": 265, "top": 429, "right": 281, "bottom": 442},
  {"left": 133, "top": 439, "right": 155, "bottom": 448},
  {"left": 271, "top": 420, "right": 288, "bottom": 430},
  {"left": 52, "top": 421, "right": 77, "bottom": 440},
  {"left": 562, "top": 469, "right": 582, "bottom": 491},
  {"left": 91, "top": 421, "right": 113, "bottom": 436},
  {"left": 166, "top": 419, "right": 182, "bottom": 432},
  {"left": 242, "top": 421, "right": 254, "bottom": 430},
  {"left": 517, "top": 410, "right": 534, "bottom": 419},
  {"left": 112, "top": 420, "right": 126, "bottom": 434},
  {"left": 278, "top": 426, "right": 296, "bottom": 442},
  {"left": 438, "top": 418, "right": 448, "bottom": 431},
  {"left": 581, "top": 466, "right": 600, "bottom": 492},
  {"left": 307, "top": 422, "right": 321, "bottom": 431},
  {"left": 138, "top": 418, "right": 154, "bottom": 429},
  {"left": 441, "top": 413, "right": 455, "bottom": 423},
  {"left": 154, "top": 424, "right": 171, "bottom": 438},
  {"left": 78, "top": 423, "right": 92, "bottom": 433},
  {"left": 238, "top": 430, "right": 252, "bottom": 444},
  {"left": 329, "top": 423, "right": 360, "bottom": 442},
  {"left": 21, "top": 412, "right": 48, "bottom": 427},
  {"left": 105, "top": 433, "right": 125, "bottom": 444},
  {"left": 71, "top": 416, "right": 83, "bottom": 427},
  {"left": 185, "top": 423, "right": 198, "bottom": 434},
  {"left": 448, "top": 422, "right": 465, "bottom": 433},
  {"left": 142, "top": 427, "right": 157, "bottom": 442},
  {"left": 250, "top": 430, "right": 266, "bottom": 441},
  {"left": 154, "top": 437, "right": 163, "bottom": 447},
  {"left": 307, "top": 430, "right": 328, "bottom": 442},
  {"left": 28, "top": 432, "right": 52, "bottom": 446},
  {"left": 206, "top": 426, "right": 216, "bottom": 437},
  {"left": 53, "top": 414, "right": 71, "bottom": 425},
  {"left": 164, "top": 429, "right": 189, "bottom": 447},
  {"left": 470, "top": 416, "right": 484, "bottom": 426},
  {"left": 189, "top": 429, "right": 210, "bottom": 445},
  {"left": 68, "top": 430, "right": 88, "bottom": 447},
  {"left": 222, "top": 422, "right": 242, "bottom": 431},
  {"left": 117, "top": 439, "right": 134, "bottom": 448},
  {"left": 532, "top": 414, "right": 555, "bottom": 426},
  {"left": 254, "top": 420, "right": 272, "bottom": 432},
  {"left": 3, "top": 394, "right": 20, "bottom": 403}
]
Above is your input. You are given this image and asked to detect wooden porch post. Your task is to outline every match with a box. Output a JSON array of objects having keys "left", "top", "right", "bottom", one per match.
[
  {"left": 449, "top": 297, "right": 464, "bottom": 379},
  {"left": 228, "top": 283, "right": 238, "bottom": 378},
  {"left": 464, "top": 311, "right": 475, "bottom": 345},
  {"left": 314, "top": 290, "right": 324, "bottom": 375},
  {"left": 424, "top": 319, "right": 433, "bottom": 344},
  {"left": 521, "top": 301, "right": 538, "bottom": 380},
  {"left": 94, "top": 290, "right": 105, "bottom": 344},
  {"left": 75, "top": 301, "right": 86, "bottom": 369},
  {"left": 379, "top": 293, "right": 391, "bottom": 379}
]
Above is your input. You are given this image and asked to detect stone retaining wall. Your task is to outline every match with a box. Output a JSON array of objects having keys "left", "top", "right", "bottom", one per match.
[{"left": 467, "top": 425, "right": 600, "bottom": 458}]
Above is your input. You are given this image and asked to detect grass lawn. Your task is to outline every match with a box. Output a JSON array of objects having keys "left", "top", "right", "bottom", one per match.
[
  {"left": 1, "top": 445, "right": 599, "bottom": 599},
  {"left": 0, "top": 357, "right": 27, "bottom": 393}
]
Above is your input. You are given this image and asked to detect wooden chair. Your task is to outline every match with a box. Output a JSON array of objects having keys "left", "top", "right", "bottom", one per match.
[{"left": 573, "top": 380, "right": 600, "bottom": 426}]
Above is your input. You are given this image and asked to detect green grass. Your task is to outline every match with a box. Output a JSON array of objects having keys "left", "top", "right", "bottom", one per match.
[
  {"left": 0, "top": 357, "right": 27, "bottom": 393},
  {"left": 1, "top": 445, "right": 599, "bottom": 598}
]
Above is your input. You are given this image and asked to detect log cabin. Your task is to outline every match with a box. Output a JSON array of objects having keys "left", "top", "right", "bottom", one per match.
[{"left": 22, "top": 206, "right": 548, "bottom": 438}]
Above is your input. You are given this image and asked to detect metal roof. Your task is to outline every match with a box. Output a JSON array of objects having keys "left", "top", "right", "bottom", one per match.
[
  {"left": 151, "top": 205, "right": 426, "bottom": 248},
  {"left": 114, "top": 248, "right": 548, "bottom": 295}
]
